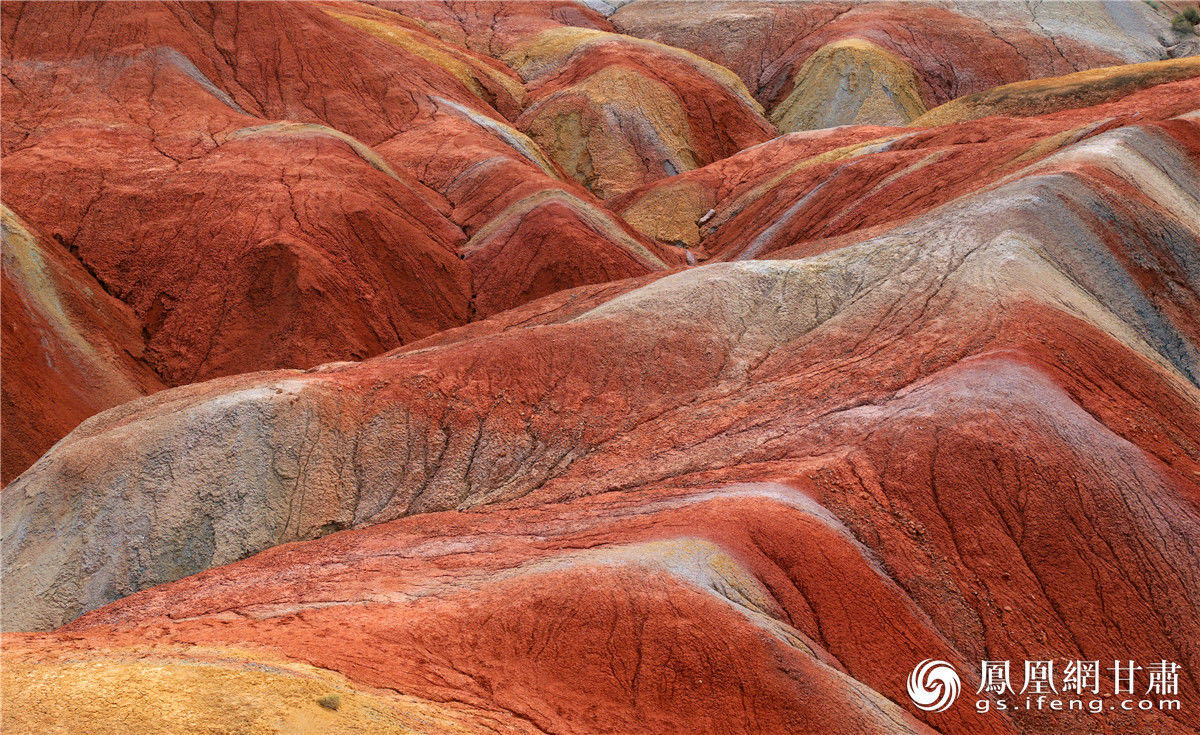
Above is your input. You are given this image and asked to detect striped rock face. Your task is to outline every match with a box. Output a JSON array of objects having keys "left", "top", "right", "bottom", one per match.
[
  {"left": 615, "top": 64, "right": 1200, "bottom": 261},
  {"left": 610, "top": 0, "right": 1186, "bottom": 124},
  {"left": 0, "top": 0, "right": 676, "bottom": 480},
  {"left": 3, "top": 2, "right": 1200, "bottom": 734},
  {"left": 509, "top": 27, "right": 776, "bottom": 198}
]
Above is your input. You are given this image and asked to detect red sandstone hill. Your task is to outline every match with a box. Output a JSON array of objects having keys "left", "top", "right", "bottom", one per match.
[
  {"left": 0, "top": 0, "right": 675, "bottom": 480},
  {"left": 2, "top": 2, "right": 1199, "bottom": 734},
  {"left": 611, "top": 0, "right": 1192, "bottom": 127}
]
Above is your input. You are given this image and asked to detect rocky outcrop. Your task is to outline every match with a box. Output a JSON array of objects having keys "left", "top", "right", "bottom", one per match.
[
  {"left": 1, "top": 209, "right": 163, "bottom": 485},
  {"left": 3, "top": 4, "right": 1199, "bottom": 734},
  {"left": 0, "top": 0, "right": 670, "bottom": 476},
  {"left": 6, "top": 99, "right": 1200, "bottom": 732},
  {"left": 615, "top": 72, "right": 1200, "bottom": 260},
  {"left": 611, "top": 0, "right": 1189, "bottom": 129},
  {"left": 915, "top": 55, "right": 1200, "bottom": 125},
  {"left": 509, "top": 27, "right": 776, "bottom": 198}
]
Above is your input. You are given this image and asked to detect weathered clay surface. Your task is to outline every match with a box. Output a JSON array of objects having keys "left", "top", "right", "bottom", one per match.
[
  {"left": 0, "top": 0, "right": 670, "bottom": 476},
  {"left": 616, "top": 71, "right": 1200, "bottom": 260},
  {"left": 2, "top": 50, "right": 473, "bottom": 386},
  {"left": 376, "top": 2, "right": 777, "bottom": 198},
  {"left": 914, "top": 55, "right": 1200, "bottom": 125},
  {"left": 1, "top": 208, "right": 163, "bottom": 485},
  {"left": 2, "top": 641, "right": 532, "bottom": 733},
  {"left": 611, "top": 0, "right": 1191, "bottom": 129},
  {"left": 3, "top": 4, "right": 1199, "bottom": 735},
  {"left": 6, "top": 107, "right": 1200, "bottom": 732},
  {"left": 769, "top": 37, "right": 926, "bottom": 131},
  {"left": 371, "top": 0, "right": 614, "bottom": 55},
  {"left": 509, "top": 27, "right": 776, "bottom": 198}
]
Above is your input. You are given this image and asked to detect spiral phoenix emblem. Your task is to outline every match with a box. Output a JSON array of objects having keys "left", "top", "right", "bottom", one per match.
[{"left": 907, "top": 659, "right": 961, "bottom": 713}]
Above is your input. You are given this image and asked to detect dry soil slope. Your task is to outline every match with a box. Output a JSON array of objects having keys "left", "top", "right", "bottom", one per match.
[
  {"left": 0, "top": 0, "right": 674, "bottom": 479},
  {"left": 4, "top": 104, "right": 1199, "bottom": 733},
  {"left": 506, "top": 26, "right": 777, "bottom": 199},
  {"left": 4, "top": 4, "right": 1200, "bottom": 733},
  {"left": 611, "top": 0, "right": 1194, "bottom": 130},
  {"left": 614, "top": 66, "right": 1200, "bottom": 261},
  {"left": 378, "top": 1, "right": 778, "bottom": 199},
  {"left": 0, "top": 209, "right": 164, "bottom": 485}
]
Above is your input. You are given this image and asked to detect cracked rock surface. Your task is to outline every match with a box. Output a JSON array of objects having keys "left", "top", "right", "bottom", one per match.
[{"left": 2, "top": 2, "right": 1199, "bottom": 734}]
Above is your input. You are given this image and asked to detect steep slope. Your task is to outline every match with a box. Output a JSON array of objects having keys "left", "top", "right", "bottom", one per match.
[
  {"left": 915, "top": 55, "right": 1200, "bottom": 125},
  {"left": 508, "top": 27, "right": 776, "bottom": 198},
  {"left": 375, "top": 1, "right": 777, "bottom": 199},
  {"left": 0, "top": 0, "right": 673, "bottom": 477},
  {"left": 611, "top": 0, "right": 1190, "bottom": 130},
  {"left": 615, "top": 70, "right": 1200, "bottom": 260},
  {"left": 1, "top": 208, "right": 164, "bottom": 485},
  {"left": 316, "top": 1, "right": 673, "bottom": 314},
  {"left": 3, "top": 4, "right": 1199, "bottom": 734},
  {"left": 10, "top": 486, "right": 957, "bottom": 735},
  {"left": 768, "top": 37, "right": 926, "bottom": 131},
  {"left": 5, "top": 103, "right": 1199, "bottom": 733},
  {"left": 369, "top": 0, "right": 614, "bottom": 54},
  {"left": 2, "top": 50, "right": 473, "bottom": 386},
  {"left": 1, "top": 1, "right": 506, "bottom": 146}
]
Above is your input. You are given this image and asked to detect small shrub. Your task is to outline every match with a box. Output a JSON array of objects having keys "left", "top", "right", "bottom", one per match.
[
  {"left": 1172, "top": 12, "right": 1196, "bottom": 32},
  {"left": 1185, "top": 6, "right": 1200, "bottom": 22},
  {"left": 317, "top": 693, "right": 341, "bottom": 711}
]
